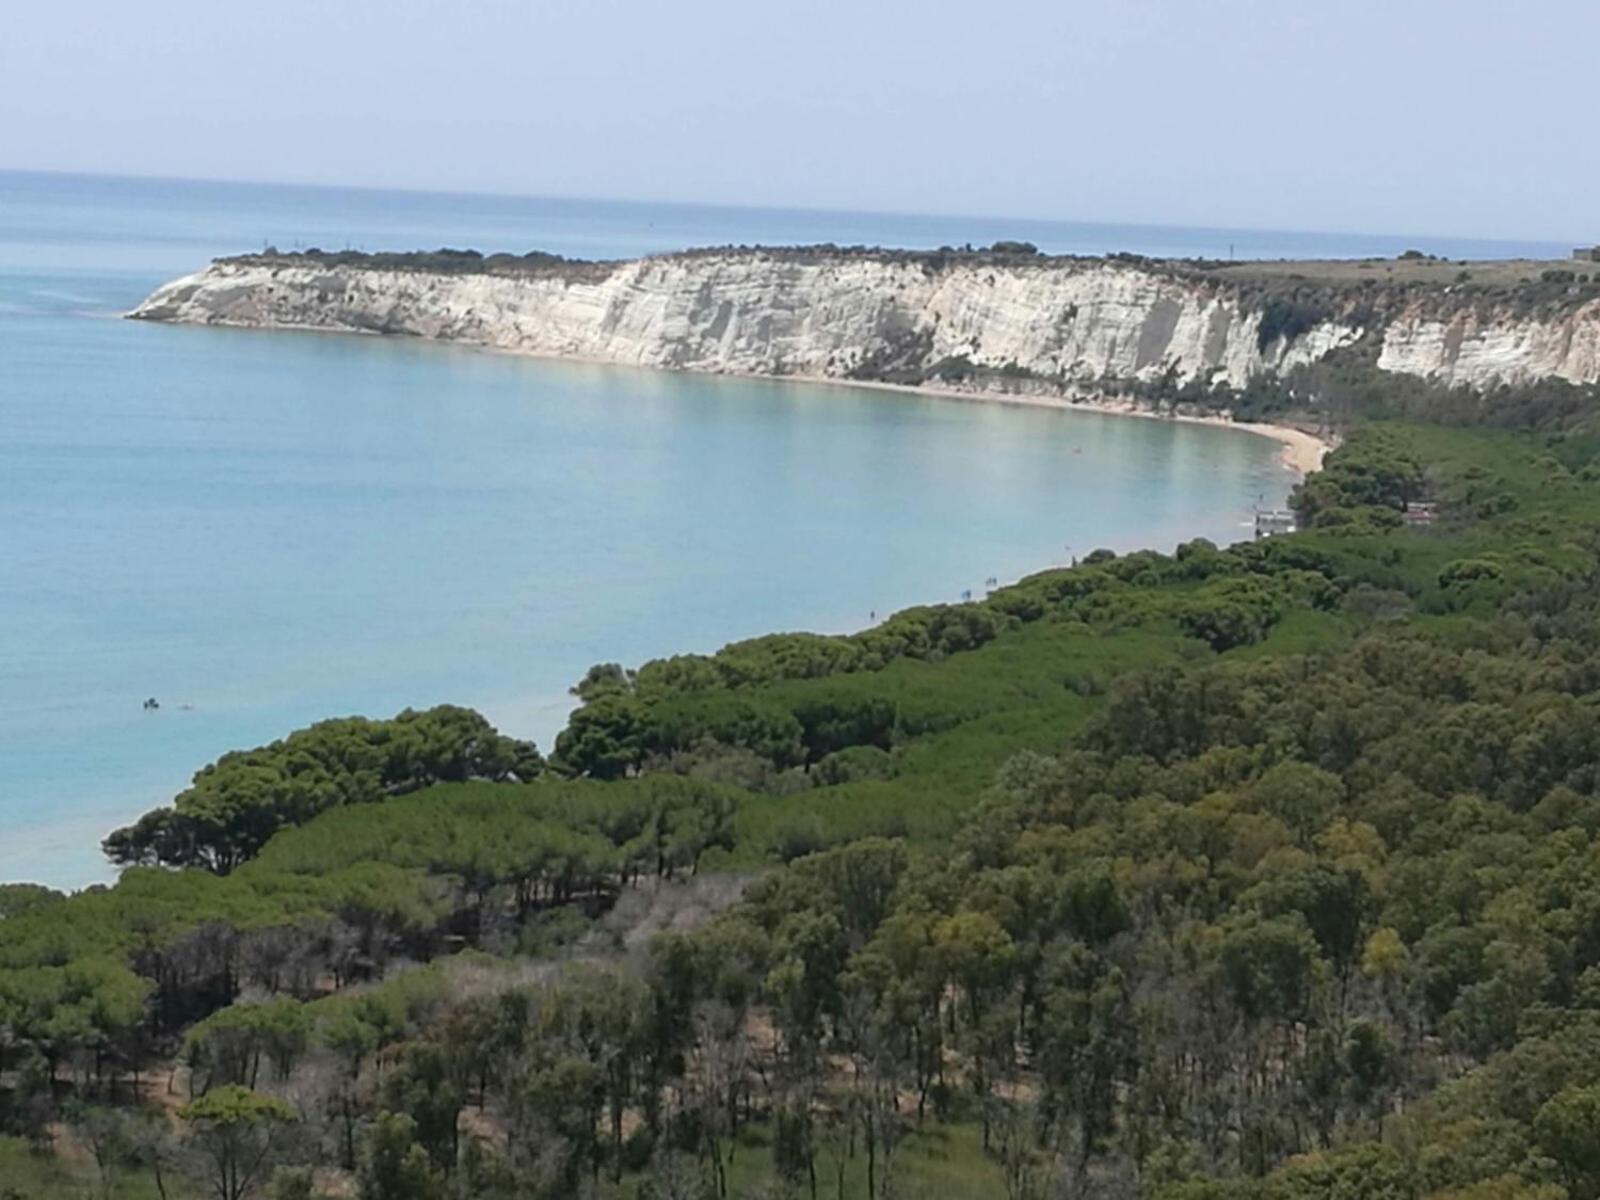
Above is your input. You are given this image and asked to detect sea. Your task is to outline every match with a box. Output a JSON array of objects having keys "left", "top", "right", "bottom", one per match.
[{"left": 0, "top": 170, "right": 1574, "bottom": 889}]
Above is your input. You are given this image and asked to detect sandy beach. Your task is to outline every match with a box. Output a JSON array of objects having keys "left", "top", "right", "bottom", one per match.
[
  {"left": 706, "top": 371, "right": 1336, "bottom": 477},
  {"left": 1228, "top": 420, "right": 1332, "bottom": 476},
  {"left": 486, "top": 344, "right": 1336, "bottom": 478}
]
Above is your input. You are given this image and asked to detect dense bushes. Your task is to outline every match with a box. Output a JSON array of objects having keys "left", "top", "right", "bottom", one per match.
[
  {"left": 104, "top": 706, "right": 542, "bottom": 874},
  {"left": 1256, "top": 296, "right": 1332, "bottom": 351},
  {"left": 624, "top": 603, "right": 1016, "bottom": 700},
  {"left": 553, "top": 532, "right": 1364, "bottom": 780},
  {"left": 1291, "top": 426, "right": 1426, "bottom": 526}
]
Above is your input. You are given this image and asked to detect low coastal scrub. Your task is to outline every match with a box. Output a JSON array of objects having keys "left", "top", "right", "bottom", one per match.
[
  {"left": 18, "top": 422, "right": 1600, "bottom": 1198},
  {"left": 224, "top": 246, "right": 618, "bottom": 282}
]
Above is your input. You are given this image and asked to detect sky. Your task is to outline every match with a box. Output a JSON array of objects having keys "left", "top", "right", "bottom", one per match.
[{"left": 3, "top": 0, "right": 1594, "bottom": 242}]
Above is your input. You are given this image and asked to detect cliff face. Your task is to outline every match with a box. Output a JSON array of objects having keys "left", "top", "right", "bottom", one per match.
[
  {"left": 1375, "top": 301, "right": 1600, "bottom": 387},
  {"left": 129, "top": 251, "right": 1600, "bottom": 393}
]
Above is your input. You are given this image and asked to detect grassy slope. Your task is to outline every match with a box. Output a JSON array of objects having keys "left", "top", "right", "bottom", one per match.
[{"left": 0, "top": 1135, "right": 179, "bottom": 1199}]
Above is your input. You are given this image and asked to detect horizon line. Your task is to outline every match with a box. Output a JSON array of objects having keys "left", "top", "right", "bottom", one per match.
[{"left": 0, "top": 163, "right": 1581, "bottom": 254}]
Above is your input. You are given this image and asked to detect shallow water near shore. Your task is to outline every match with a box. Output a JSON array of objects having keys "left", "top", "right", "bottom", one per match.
[{"left": 9, "top": 171, "right": 1537, "bottom": 890}]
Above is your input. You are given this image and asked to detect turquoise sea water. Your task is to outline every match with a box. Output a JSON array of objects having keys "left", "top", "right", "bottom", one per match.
[{"left": 1, "top": 172, "right": 1572, "bottom": 889}]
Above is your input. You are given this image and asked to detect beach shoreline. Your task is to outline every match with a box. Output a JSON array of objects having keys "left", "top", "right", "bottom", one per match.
[
  {"left": 139, "top": 314, "right": 1335, "bottom": 475},
  {"left": 472, "top": 340, "right": 1336, "bottom": 477},
  {"left": 792, "top": 374, "right": 1334, "bottom": 476}
]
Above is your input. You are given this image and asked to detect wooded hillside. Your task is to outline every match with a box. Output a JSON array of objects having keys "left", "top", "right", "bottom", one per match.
[{"left": 10, "top": 419, "right": 1600, "bottom": 1200}]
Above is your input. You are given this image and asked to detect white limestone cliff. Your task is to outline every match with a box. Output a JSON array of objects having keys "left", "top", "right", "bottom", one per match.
[
  {"left": 1376, "top": 300, "right": 1600, "bottom": 387},
  {"left": 129, "top": 252, "right": 1600, "bottom": 393}
]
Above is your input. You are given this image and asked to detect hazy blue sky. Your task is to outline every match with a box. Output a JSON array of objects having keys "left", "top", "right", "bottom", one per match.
[{"left": 3, "top": 0, "right": 1593, "bottom": 241}]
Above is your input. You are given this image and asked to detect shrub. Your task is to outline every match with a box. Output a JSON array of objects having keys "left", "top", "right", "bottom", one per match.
[{"left": 1256, "top": 297, "right": 1330, "bottom": 352}]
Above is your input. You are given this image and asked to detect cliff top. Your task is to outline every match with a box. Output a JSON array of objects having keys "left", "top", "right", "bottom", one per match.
[{"left": 210, "top": 244, "right": 1600, "bottom": 319}]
